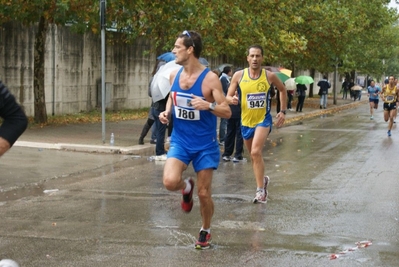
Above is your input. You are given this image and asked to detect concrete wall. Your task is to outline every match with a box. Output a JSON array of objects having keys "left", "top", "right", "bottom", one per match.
[{"left": 0, "top": 22, "right": 153, "bottom": 116}]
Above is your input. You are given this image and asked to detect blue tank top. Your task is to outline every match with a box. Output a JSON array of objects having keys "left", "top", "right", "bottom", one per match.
[{"left": 170, "top": 67, "right": 218, "bottom": 150}]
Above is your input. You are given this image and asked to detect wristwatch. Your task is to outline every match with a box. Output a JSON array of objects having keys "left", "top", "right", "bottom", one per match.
[
  {"left": 280, "top": 110, "right": 286, "bottom": 115},
  {"left": 209, "top": 102, "right": 216, "bottom": 111}
]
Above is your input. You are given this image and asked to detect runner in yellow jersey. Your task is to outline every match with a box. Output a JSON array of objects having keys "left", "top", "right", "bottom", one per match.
[
  {"left": 381, "top": 75, "right": 399, "bottom": 136},
  {"left": 226, "top": 45, "right": 287, "bottom": 203}
]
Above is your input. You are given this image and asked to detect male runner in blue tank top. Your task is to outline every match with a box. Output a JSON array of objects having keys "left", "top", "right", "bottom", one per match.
[
  {"left": 226, "top": 45, "right": 287, "bottom": 204},
  {"left": 159, "top": 30, "right": 231, "bottom": 249}
]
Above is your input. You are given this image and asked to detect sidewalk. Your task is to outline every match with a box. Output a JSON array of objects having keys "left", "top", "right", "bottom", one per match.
[{"left": 14, "top": 97, "right": 367, "bottom": 156}]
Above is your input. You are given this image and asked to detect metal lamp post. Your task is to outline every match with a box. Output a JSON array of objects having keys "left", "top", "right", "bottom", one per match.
[
  {"left": 333, "top": 58, "right": 338, "bottom": 105},
  {"left": 100, "top": 0, "right": 106, "bottom": 144}
]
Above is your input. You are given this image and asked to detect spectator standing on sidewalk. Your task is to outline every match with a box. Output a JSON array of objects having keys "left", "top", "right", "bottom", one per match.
[
  {"left": 275, "top": 84, "right": 280, "bottom": 113},
  {"left": 138, "top": 60, "right": 166, "bottom": 145},
  {"left": 218, "top": 66, "right": 232, "bottom": 146},
  {"left": 295, "top": 83, "right": 307, "bottom": 112},
  {"left": 0, "top": 80, "right": 28, "bottom": 157},
  {"left": 159, "top": 30, "right": 231, "bottom": 249},
  {"left": 222, "top": 68, "right": 243, "bottom": 162},
  {"left": 342, "top": 78, "right": 350, "bottom": 99},
  {"left": 151, "top": 91, "right": 169, "bottom": 160},
  {"left": 348, "top": 78, "right": 355, "bottom": 99},
  {"left": 287, "top": 89, "right": 294, "bottom": 111},
  {"left": 317, "top": 75, "right": 331, "bottom": 109}
]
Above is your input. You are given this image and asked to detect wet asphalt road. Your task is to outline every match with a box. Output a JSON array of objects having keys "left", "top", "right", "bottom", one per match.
[{"left": 0, "top": 104, "right": 398, "bottom": 267}]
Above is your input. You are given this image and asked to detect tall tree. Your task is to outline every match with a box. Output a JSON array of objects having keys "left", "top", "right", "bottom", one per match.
[
  {"left": 105, "top": 0, "right": 307, "bottom": 63},
  {"left": 2, "top": 0, "right": 399, "bottom": 119}
]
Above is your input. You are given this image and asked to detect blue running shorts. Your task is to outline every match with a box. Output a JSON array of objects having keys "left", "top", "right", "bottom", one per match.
[
  {"left": 167, "top": 142, "right": 220, "bottom": 172},
  {"left": 241, "top": 113, "right": 272, "bottom": 140},
  {"left": 369, "top": 98, "right": 379, "bottom": 104}
]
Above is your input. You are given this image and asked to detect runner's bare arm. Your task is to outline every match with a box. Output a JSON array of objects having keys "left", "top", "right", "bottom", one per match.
[
  {"left": 208, "top": 73, "right": 231, "bottom": 119},
  {"left": 226, "top": 70, "right": 243, "bottom": 105},
  {"left": 381, "top": 86, "right": 386, "bottom": 101},
  {"left": 189, "top": 72, "right": 231, "bottom": 119}
]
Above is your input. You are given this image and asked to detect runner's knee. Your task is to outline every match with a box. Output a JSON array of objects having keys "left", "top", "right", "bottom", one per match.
[
  {"left": 0, "top": 137, "right": 11, "bottom": 156},
  {"left": 163, "top": 173, "right": 181, "bottom": 191},
  {"left": 250, "top": 149, "right": 262, "bottom": 160},
  {"left": 197, "top": 187, "right": 211, "bottom": 200}
]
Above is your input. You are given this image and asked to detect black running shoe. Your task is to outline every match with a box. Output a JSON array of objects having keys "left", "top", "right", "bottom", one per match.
[{"left": 195, "top": 230, "right": 211, "bottom": 249}]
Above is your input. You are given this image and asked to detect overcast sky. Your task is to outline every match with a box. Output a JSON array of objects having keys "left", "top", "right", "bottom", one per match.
[{"left": 389, "top": 0, "right": 399, "bottom": 9}]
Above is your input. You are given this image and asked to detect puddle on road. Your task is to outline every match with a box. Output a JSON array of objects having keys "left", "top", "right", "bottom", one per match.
[
  {"left": 218, "top": 220, "right": 266, "bottom": 231},
  {"left": 212, "top": 194, "right": 252, "bottom": 204},
  {"left": 0, "top": 185, "right": 45, "bottom": 201}
]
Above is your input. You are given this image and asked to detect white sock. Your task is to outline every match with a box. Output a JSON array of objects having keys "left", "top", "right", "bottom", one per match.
[
  {"left": 257, "top": 187, "right": 264, "bottom": 193},
  {"left": 183, "top": 179, "right": 191, "bottom": 194},
  {"left": 200, "top": 228, "right": 210, "bottom": 234}
]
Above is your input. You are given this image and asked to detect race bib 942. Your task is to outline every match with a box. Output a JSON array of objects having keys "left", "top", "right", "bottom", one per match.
[{"left": 246, "top": 93, "right": 266, "bottom": 109}]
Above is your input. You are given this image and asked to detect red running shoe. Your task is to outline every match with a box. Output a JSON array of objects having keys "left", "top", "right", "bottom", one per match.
[
  {"left": 195, "top": 230, "right": 212, "bottom": 249},
  {"left": 181, "top": 178, "right": 194, "bottom": 212}
]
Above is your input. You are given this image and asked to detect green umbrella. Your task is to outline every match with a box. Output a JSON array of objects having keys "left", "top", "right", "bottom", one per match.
[
  {"left": 295, "top": 75, "right": 314, "bottom": 84},
  {"left": 275, "top": 72, "right": 290, "bottom": 83}
]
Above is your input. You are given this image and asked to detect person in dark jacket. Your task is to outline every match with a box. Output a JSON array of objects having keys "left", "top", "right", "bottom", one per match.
[
  {"left": 295, "top": 83, "right": 307, "bottom": 112},
  {"left": 342, "top": 78, "right": 350, "bottom": 99},
  {"left": 348, "top": 78, "right": 355, "bottom": 99},
  {"left": 0, "top": 80, "right": 28, "bottom": 157},
  {"left": 218, "top": 66, "right": 232, "bottom": 145},
  {"left": 317, "top": 75, "right": 331, "bottom": 109},
  {"left": 151, "top": 92, "right": 169, "bottom": 160},
  {"left": 138, "top": 60, "right": 166, "bottom": 145},
  {"left": 222, "top": 68, "right": 243, "bottom": 162}
]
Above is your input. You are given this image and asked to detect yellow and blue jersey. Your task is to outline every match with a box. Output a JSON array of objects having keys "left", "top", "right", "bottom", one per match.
[
  {"left": 238, "top": 68, "right": 272, "bottom": 128},
  {"left": 384, "top": 85, "right": 397, "bottom": 103}
]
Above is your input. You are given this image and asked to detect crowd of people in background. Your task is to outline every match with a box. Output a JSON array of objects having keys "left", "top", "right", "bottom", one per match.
[
  {"left": 145, "top": 58, "right": 399, "bottom": 162},
  {"left": 143, "top": 41, "right": 399, "bottom": 192}
]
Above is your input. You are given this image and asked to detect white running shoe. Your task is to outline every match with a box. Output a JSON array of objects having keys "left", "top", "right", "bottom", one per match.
[
  {"left": 154, "top": 154, "right": 167, "bottom": 161},
  {"left": 222, "top": 156, "right": 231, "bottom": 162},
  {"left": 253, "top": 190, "right": 266, "bottom": 204},
  {"left": 232, "top": 157, "right": 242, "bottom": 163},
  {"left": 252, "top": 176, "right": 270, "bottom": 204}
]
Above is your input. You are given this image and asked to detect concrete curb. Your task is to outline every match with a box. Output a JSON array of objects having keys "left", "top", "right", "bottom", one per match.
[
  {"left": 14, "top": 141, "right": 155, "bottom": 156},
  {"left": 284, "top": 99, "right": 366, "bottom": 125},
  {"left": 14, "top": 99, "right": 366, "bottom": 155}
]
